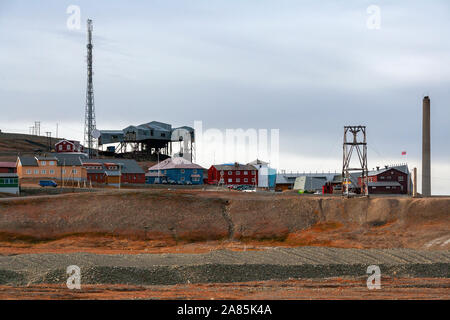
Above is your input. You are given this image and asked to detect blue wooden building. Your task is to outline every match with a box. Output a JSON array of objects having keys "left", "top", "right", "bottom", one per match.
[{"left": 146, "top": 157, "right": 205, "bottom": 185}]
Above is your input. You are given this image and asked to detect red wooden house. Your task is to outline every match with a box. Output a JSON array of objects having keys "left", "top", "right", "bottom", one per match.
[
  {"left": 82, "top": 159, "right": 145, "bottom": 185},
  {"left": 55, "top": 140, "right": 84, "bottom": 153},
  {"left": 208, "top": 163, "right": 258, "bottom": 185},
  {"left": 358, "top": 166, "right": 409, "bottom": 194}
]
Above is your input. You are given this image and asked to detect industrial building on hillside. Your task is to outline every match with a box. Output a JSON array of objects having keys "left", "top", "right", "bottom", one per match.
[
  {"left": 97, "top": 121, "right": 195, "bottom": 161},
  {"left": 146, "top": 157, "right": 205, "bottom": 185}
]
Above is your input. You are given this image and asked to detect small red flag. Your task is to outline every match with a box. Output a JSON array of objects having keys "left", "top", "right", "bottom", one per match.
[{"left": 401, "top": 151, "right": 407, "bottom": 155}]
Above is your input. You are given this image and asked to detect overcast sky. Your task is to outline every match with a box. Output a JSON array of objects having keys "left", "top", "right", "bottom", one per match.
[{"left": 0, "top": 0, "right": 449, "bottom": 193}]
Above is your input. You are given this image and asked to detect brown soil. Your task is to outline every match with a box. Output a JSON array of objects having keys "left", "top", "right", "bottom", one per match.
[
  {"left": 0, "top": 277, "right": 448, "bottom": 300},
  {"left": 0, "top": 190, "right": 448, "bottom": 254}
]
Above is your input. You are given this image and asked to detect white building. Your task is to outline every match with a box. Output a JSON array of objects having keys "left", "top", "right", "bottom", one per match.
[{"left": 248, "top": 159, "right": 276, "bottom": 188}]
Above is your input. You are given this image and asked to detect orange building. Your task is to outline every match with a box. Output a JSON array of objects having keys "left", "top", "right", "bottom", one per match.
[{"left": 17, "top": 154, "right": 88, "bottom": 182}]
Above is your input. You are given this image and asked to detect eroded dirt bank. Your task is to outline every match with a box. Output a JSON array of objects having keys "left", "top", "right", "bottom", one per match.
[{"left": 0, "top": 190, "right": 448, "bottom": 252}]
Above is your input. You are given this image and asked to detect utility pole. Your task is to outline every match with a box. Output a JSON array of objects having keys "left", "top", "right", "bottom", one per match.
[
  {"left": 84, "top": 19, "right": 97, "bottom": 159},
  {"left": 45, "top": 132, "right": 52, "bottom": 151},
  {"left": 34, "top": 121, "right": 41, "bottom": 136}
]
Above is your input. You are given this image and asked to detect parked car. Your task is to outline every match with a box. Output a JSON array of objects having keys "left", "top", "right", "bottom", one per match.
[{"left": 39, "top": 180, "right": 57, "bottom": 187}]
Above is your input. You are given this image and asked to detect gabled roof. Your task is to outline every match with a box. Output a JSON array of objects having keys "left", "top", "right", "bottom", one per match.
[
  {"left": 18, "top": 153, "right": 88, "bottom": 167},
  {"left": 212, "top": 164, "right": 257, "bottom": 171},
  {"left": 139, "top": 121, "right": 172, "bottom": 132},
  {"left": 80, "top": 159, "right": 145, "bottom": 174},
  {"left": 0, "top": 162, "right": 16, "bottom": 168},
  {"left": 364, "top": 165, "right": 409, "bottom": 177},
  {"left": 35, "top": 156, "right": 58, "bottom": 161},
  {"left": 53, "top": 153, "right": 88, "bottom": 166},
  {"left": 149, "top": 157, "right": 205, "bottom": 171},
  {"left": 55, "top": 139, "right": 75, "bottom": 146},
  {"left": 248, "top": 159, "right": 269, "bottom": 166}
]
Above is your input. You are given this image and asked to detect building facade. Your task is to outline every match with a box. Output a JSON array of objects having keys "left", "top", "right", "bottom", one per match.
[
  {"left": 82, "top": 159, "right": 145, "bottom": 186},
  {"left": 55, "top": 140, "right": 84, "bottom": 153},
  {"left": 0, "top": 162, "right": 17, "bottom": 173},
  {"left": 248, "top": 159, "right": 276, "bottom": 189},
  {"left": 146, "top": 157, "right": 204, "bottom": 184},
  {"left": 208, "top": 163, "right": 258, "bottom": 185},
  {"left": 17, "top": 154, "right": 87, "bottom": 182},
  {"left": 358, "top": 166, "right": 409, "bottom": 194},
  {"left": 0, "top": 173, "right": 19, "bottom": 195}
]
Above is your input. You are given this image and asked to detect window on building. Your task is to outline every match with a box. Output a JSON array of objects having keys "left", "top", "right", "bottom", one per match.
[
  {"left": 380, "top": 176, "right": 385, "bottom": 180},
  {"left": 193, "top": 169, "right": 197, "bottom": 174},
  {"left": 228, "top": 171, "right": 232, "bottom": 175},
  {"left": 181, "top": 169, "right": 185, "bottom": 173},
  {"left": 244, "top": 171, "right": 248, "bottom": 175},
  {"left": 59, "top": 145, "right": 62, "bottom": 151},
  {"left": 72, "top": 169, "right": 77, "bottom": 174},
  {"left": 26, "top": 169, "right": 31, "bottom": 174},
  {"left": 386, "top": 186, "right": 391, "bottom": 189},
  {"left": 398, "top": 176, "right": 404, "bottom": 181},
  {"left": 236, "top": 171, "right": 240, "bottom": 175},
  {"left": 192, "top": 177, "right": 199, "bottom": 182},
  {"left": 41, "top": 161, "right": 46, "bottom": 166},
  {"left": 62, "top": 169, "right": 66, "bottom": 174},
  {"left": 236, "top": 178, "right": 240, "bottom": 183},
  {"left": 252, "top": 178, "right": 255, "bottom": 182},
  {"left": 41, "top": 170, "right": 46, "bottom": 174},
  {"left": 180, "top": 177, "right": 185, "bottom": 181},
  {"left": 49, "top": 161, "right": 55, "bottom": 166},
  {"left": 34, "top": 170, "right": 38, "bottom": 174},
  {"left": 244, "top": 178, "right": 248, "bottom": 182},
  {"left": 252, "top": 171, "right": 255, "bottom": 175},
  {"left": 228, "top": 178, "right": 232, "bottom": 183},
  {"left": 50, "top": 170, "right": 54, "bottom": 174}
]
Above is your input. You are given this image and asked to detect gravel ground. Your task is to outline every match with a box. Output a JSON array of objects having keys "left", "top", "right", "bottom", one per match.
[{"left": 0, "top": 247, "right": 448, "bottom": 286}]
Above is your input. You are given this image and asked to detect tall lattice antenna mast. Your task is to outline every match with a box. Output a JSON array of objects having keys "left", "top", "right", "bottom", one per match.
[{"left": 84, "top": 19, "right": 97, "bottom": 158}]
